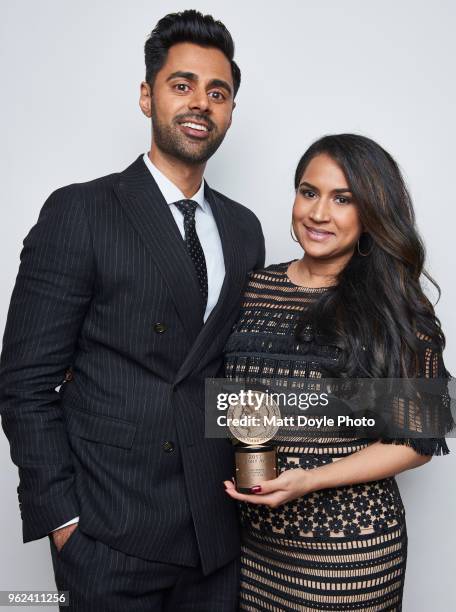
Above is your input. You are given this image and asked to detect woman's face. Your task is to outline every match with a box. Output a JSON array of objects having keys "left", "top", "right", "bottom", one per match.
[{"left": 292, "top": 154, "right": 362, "bottom": 261}]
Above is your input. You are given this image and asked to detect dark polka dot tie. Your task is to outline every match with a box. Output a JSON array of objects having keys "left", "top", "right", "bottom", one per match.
[{"left": 173, "top": 199, "right": 208, "bottom": 309}]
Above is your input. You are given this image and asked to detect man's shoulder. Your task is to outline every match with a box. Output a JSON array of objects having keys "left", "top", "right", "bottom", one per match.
[
  {"left": 210, "top": 188, "right": 260, "bottom": 226},
  {"left": 50, "top": 171, "right": 119, "bottom": 202},
  {"left": 41, "top": 171, "right": 123, "bottom": 224}
]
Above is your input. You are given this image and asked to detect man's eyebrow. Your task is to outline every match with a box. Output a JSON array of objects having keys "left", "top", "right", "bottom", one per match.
[
  {"left": 299, "top": 181, "right": 352, "bottom": 193},
  {"left": 207, "top": 78, "right": 233, "bottom": 96},
  {"left": 166, "top": 71, "right": 198, "bottom": 82}
]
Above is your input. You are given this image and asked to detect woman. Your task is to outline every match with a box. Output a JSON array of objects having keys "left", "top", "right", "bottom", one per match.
[{"left": 223, "top": 134, "right": 451, "bottom": 611}]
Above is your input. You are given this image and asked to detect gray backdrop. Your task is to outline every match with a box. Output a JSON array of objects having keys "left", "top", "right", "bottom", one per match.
[{"left": 1, "top": 1, "right": 455, "bottom": 610}]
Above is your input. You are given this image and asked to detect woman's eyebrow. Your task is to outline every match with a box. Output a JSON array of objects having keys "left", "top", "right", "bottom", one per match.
[{"left": 299, "top": 181, "right": 351, "bottom": 193}]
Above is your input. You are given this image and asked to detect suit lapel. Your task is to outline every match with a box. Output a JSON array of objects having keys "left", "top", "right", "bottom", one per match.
[
  {"left": 114, "top": 156, "right": 205, "bottom": 345},
  {"left": 174, "top": 184, "right": 247, "bottom": 383},
  {"left": 203, "top": 184, "right": 247, "bottom": 330}
]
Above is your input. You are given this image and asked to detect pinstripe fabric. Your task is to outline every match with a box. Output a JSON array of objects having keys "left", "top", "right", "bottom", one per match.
[
  {"left": 0, "top": 155, "right": 265, "bottom": 576},
  {"left": 48, "top": 528, "right": 240, "bottom": 611}
]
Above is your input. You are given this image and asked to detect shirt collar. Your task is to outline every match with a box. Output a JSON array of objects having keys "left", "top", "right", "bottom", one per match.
[{"left": 143, "top": 153, "right": 208, "bottom": 213}]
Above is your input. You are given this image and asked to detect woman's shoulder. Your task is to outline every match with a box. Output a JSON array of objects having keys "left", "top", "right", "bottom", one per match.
[
  {"left": 414, "top": 329, "right": 445, "bottom": 355},
  {"left": 413, "top": 329, "right": 450, "bottom": 378},
  {"left": 247, "top": 261, "right": 293, "bottom": 283}
]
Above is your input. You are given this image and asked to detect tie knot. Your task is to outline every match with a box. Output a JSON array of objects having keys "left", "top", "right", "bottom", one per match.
[{"left": 174, "top": 199, "right": 198, "bottom": 218}]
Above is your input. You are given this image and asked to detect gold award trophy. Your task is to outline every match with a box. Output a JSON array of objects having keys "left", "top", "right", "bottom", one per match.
[{"left": 227, "top": 390, "right": 281, "bottom": 493}]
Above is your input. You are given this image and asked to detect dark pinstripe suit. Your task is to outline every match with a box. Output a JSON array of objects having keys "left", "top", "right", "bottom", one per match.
[{"left": 0, "top": 155, "right": 265, "bottom": 608}]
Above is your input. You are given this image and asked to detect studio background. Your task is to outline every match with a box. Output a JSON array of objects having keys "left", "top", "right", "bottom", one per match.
[{"left": 1, "top": 1, "right": 454, "bottom": 610}]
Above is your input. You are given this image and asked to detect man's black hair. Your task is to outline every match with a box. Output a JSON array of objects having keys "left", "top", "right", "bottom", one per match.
[{"left": 145, "top": 9, "right": 241, "bottom": 97}]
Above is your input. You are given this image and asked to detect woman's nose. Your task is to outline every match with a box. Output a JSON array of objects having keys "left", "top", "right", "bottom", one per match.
[{"left": 309, "top": 197, "right": 331, "bottom": 222}]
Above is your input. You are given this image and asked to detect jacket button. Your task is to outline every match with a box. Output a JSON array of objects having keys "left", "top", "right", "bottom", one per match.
[
  {"left": 154, "top": 322, "right": 167, "bottom": 334},
  {"left": 162, "top": 441, "right": 175, "bottom": 453},
  {"left": 64, "top": 368, "right": 74, "bottom": 382}
]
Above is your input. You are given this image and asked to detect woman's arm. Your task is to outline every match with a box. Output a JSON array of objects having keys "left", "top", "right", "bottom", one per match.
[{"left": 224, "top": 441, "right": 431, "bottom": 508}]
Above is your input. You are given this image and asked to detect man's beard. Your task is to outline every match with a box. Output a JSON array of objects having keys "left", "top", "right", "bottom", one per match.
[{"left": 151, "top": 108, "right": 228, "bottom": 164}]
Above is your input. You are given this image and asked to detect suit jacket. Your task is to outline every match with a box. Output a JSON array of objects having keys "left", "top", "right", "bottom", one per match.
[{"left": 0, "top": 155, "right": 265, "bottom": 574}]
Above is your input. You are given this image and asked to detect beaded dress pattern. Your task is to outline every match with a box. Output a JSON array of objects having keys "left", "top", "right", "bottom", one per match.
[{"left": 224, "top": 262, "right": 449, "bottom": 612}]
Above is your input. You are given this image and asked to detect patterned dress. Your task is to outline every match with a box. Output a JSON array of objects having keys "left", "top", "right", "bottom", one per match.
[{"left": 224, "top": 262, "right": 449, "bottom": 612}]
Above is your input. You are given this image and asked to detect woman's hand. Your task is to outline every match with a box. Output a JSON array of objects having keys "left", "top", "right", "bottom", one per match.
[
  {"left": 224, "top": 468, "right": 315, "bottom": 508},
  {"left": 224, "top": 441, "right": 432, "bottom": 509}
]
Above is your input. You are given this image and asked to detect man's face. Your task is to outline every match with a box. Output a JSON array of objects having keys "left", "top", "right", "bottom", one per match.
[{"left": 140, "top": 42, "right": 235, "bottom": 164}]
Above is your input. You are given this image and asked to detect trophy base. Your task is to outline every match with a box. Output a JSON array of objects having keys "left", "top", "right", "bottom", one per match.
[{"left": 235, "top": 444, "right": 277, "bottom": 493}]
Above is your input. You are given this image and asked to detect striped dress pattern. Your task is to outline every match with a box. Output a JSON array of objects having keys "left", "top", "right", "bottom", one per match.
[{"left": 224, "top": 262, "right": 448, "bottom": 611}]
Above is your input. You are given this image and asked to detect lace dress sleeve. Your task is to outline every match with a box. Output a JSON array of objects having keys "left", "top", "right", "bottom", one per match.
[{"left": 379, "top": 333, "right": 454, "bottom": 456}]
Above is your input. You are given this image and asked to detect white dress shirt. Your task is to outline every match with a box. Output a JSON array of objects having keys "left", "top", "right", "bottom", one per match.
[
  {"left": 52, "top": 154, "right": 225, "bottom": 533},
  {"left": 142, "top": 153, "right": 225, "bottom": 323}
]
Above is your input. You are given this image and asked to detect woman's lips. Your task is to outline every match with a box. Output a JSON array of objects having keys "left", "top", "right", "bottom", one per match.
[{"left": 304, "top": 226, "right": 335, "bottom": 241}]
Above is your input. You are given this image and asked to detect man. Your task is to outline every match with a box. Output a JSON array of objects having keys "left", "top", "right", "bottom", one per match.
[{"left": 0, "top": 10, "right": 264, "bottom": 611}]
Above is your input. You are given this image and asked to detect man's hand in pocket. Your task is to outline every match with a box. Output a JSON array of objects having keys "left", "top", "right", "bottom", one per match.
[{"left": 52, "top": 523, "right": 78, "bottom": 553}]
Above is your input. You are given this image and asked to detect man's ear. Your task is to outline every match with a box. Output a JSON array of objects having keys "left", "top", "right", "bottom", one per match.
[
  {"left": 226, "top": 101, "right": 236, "bottom": 130},
  {"left": 139, "top": 81, "right": 152, "bottom": 118}
]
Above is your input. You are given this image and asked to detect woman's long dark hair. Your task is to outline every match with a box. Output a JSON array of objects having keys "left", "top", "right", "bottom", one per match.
[{"left": 294, "top": 134, "right": 445, "bottom": 377}]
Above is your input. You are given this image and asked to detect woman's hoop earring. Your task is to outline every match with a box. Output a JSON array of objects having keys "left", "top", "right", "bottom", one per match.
[
  {"left": 290, "top": 222, "right": 299, "bottom": 243},
  {"left": 357, "top": 233, "right": 374, "bottom": 256}
]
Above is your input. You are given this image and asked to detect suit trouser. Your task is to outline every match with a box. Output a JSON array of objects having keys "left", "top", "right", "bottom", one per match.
[{"left": 48, "top": 527, "right": 239, "bottom": 611}]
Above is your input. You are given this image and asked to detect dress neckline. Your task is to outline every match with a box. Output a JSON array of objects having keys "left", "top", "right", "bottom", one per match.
[{"left": 284, "top": 260, "right": 334, "bottom": 292}]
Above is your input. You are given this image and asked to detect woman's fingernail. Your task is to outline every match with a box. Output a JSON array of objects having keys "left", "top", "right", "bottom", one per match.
[{"left": 250, "top": 485, "right": 262, "bottom": 493}]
